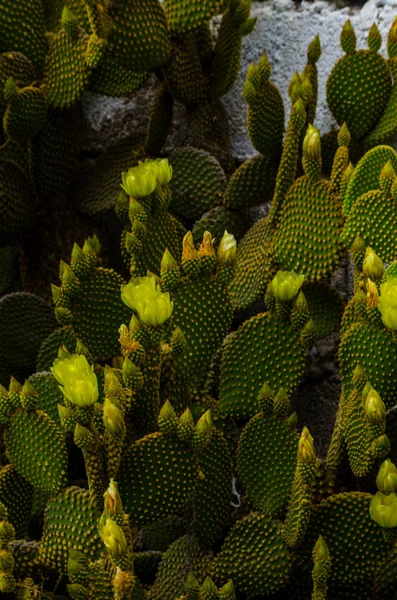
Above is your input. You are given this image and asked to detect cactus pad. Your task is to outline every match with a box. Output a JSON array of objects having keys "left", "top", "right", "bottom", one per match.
[
  {"left": 192, "top": 206, "right": 249, "bottom": 245},
  {"left": 194, "top": 429, "right": 232, "bottom": 548},
  {"left": 223, "top": 154, "right": 277, "bottom": 210},
  {"left": 275, "top": 177, "right": 343, "bottom": 281},
  {"left": 3, "top": 86, "right": 47, "bottom": 142},
  {"left": 36, "top": 326, "right": 77, "bottom": 372},
  {"left": 0, "top": 465, "right": 33, "bottom": 538},
  {"left": 170, "top": 147, "right": 226, "bottom": 222},
  {"left": 304, "top": 282, "right": 344, "bottom": 338},
  {"left": 339, "top": 321, "right": 397, "bottom": 409},
  {"left": 4, "top": 409, "right": 67, "bottom": 493},
  {"left": 28, "top": 372, "right": 63, "bottom": 429},
  {"left": 219, "top": 312, "right": 306, "bottom": 418},
  {"left": 164, "top": 0, "right": 225, "bottom": 35},
  {"left": 118, "top": 432, "right": 198, "bottom": 526},
  {"left": 40, "top": 487, "right": 103, "bottom": 574},
  {"left": 0, "top": 161, "right": 36, "bottom": 245},
  {"left": 213, "top": 513, "right": 291, "bottom": 596}
]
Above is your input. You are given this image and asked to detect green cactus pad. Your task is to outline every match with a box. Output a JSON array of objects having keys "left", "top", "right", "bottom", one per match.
[
  {"left": 219, "top": 312, "right": 306, "bottom": 419},
  {"left": 40, "top": 487, "right": 103, "bottom": 574},
  {"left": 149, "top": 535, "right": 212, "bottom": 600},
  {"left": 31, "top": 105, "right": 80, "bottom": 204},
  {"left": 78, "top": 138, "right": 143, "bottom": 216},
  {"left": 28, "top": 372, "right": 63, "bottom": 429},
  {"left": 3, "top": 86, "right": 47, "bottom": 142},
  {"left": 108, "top": 0, "right": 171, "bottom": 73},
  {"left": 326, "top": 50, "right": 391, "bottom": 139},
  {"left": 0, "top": 465, "right": 33, "bottom": 538},
  {"left": 340, "top": 295, "right": 366, "bottom": 339},
  {"left": 194, "top": 429, "right": 232, "bottom": 548},
  {"left": 213, "top": 513, "right": 290, "bottom": 596},
  {"left": 342, "top": 186, "right": 397, "bottom": 264},
  {"left": 145, "top": 83, "right": 174, "bottom": 157},
  {"left": 296, "top": 492, "right": 389, "bottom": 587},
  {"left": 43, "top": 29, "right": 88, "bottom": 108},
  {"left": 36, "top": 326, "right": 77, "bottom": 372},
  {"left": 61, "top": 268, "right": 131, "bottom": 358},
  {"left": 303, "top": 282, "right": 344, "bottom": 338},
  {"left": 164, "top": 0, "right": 224, "bottom": 35},
  {"left": 339, "top": 321, "right": 397, "bottom": 409},
  {"left": 237, "top": 412, "right": 298, "bottom": 516},
  {"left": 343, "top": 387, "right": 385, "bottom": 478},
  {"left": 0, "top": 246, "right": 17, "bottom": 296},
  {"left": 0, "top": 292, "right": 57, "bottom": 369},
  {"left": 0, "top": 52, "right": 36, "bottom": 111},
  {"left": 275, "top": 176, "right": 344, "bottom": 281},
  {"left": 223, "top": 154, "right": 277, "bottom": 210},
  {"left": 192, "top": 206, "right": 249, "bottom": 245},
  {"left": 4, "top": 409, "right": 67, "bottom": 493},
  {"left": 118, "top": 432, "right": 198, "bottom": 526},
  {"left": 0, "top": 161, "right": 36, "bottom": 245},
  {"left": 0, "top": 0, "right": 47, "bottom": 75},
  {"left": 88, "top": 49, "right": 147, "bottom": 97},
  {"left": 170, "top": 147, "right": 226, "bottom": 222},
  {"left": 343, "top": 145, "right": 397, "bottom": 217},
  {"left": 142, "top": 515, "right": 185, "bottom": 552},
  {"left": 172, "top": 273, "right": 233, "bottom": 390},
  {"left": 163, "top": 33, "right": 207, "bottom": 108},
  {"left": 229, "top": 217, "right": 276, "bottom": 312}
]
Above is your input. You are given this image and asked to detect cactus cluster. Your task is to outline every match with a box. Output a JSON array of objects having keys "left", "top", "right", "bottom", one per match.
[{"left": 1, "top": 2, "right": 397, "bottom": 599}]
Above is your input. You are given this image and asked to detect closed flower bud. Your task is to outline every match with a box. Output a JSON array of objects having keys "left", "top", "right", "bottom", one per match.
[
  {"left": 121, "top": 164, "right": 157, "bottom": 198},
  {"left": 67, "top": 549, "right": 86, "bottom": 578},
  {"left": 103, "top": 397, "right": 125, "bottom": 435},
  {"left": 364, "top": 389, "right": 386, "bottom": 423},
  {"left": 363, "top": 248, "right": 383, "bottom": 280},
  {"left": 82, "top": 235, "right": 100, "bottom": 255},
  {"left": 219, "top": 579, "right": 235, "bottom": 599},
  {"left": 71, "top": 242, "right": 85, "bottom": 263},
  {"left": 370, "top": 492, "right": 397, "bottom": 528},
  {"left": 51, "top": 354, "right": 98, "bottom": 407},
  {"left": 99, "top": 516, "right": 128, "bottom": 558},
  {"left": 307, "top": 34, "right": 321, "bottom": 64},
  {"left": 0, "top": 520, "right": 14, "bottom": 542},
  {"left": 376, "top": 459, "right": 397, "bottom": 494},
  {"left": 202, "top": 577, "right": 218, "bottom": 593},
  {"left": 161, "top": 249, "right": 178, "bottom": 273},
  {"left": 313, "top": 535, "right": 329, "bottom": 562},
  {"left": 182, "top": 231, "right": 198, "bottom": 262},
  {"left": 218, "top": 231, "right": 237, "bottom": 265},
  {"left": 303, "top": 125, "right": 321, "bottom": 160},
  {"left": 271, "top": 271, "right": 305, "bottom": 302},
  {"left": 179, "top": 407, "right": 194, "bottom": 428},
  {"left": 0, "top": 549, "right": 13, "bottom": 571},
  {"left": 104, "top": 479, "right": 123, "bottom": 515},
  {"left": 121, "top": 275, "right": 173, "bottom": 327},
  {"left": 298, "top": 426, "right": 316, "bottom": 464},
  {"left": 21, "top": 380, "right": 37, "bottom": 399},
  {"left": 51, "top": 283, "right": 62, "bottom": 302},
  {"left": 196, "top": 409, "right": 213, "bottom": 438},
  {"left": 379, "top": 276, "right": 397, "bottom": 330},
  {"left": 366, "top": 278, "right": 379, "bottom": 308},
  {"left": 8, "top": 376, "right": 21, "bottom": 393}
]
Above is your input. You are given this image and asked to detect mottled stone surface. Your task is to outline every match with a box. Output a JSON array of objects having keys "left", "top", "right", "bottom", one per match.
[{"left": 82, "top": 0, "right": 397, "bottom": 158}]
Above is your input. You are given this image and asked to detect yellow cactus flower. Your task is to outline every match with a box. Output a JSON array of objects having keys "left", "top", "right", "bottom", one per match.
[
  {"left": 379, "top": 276, "right": 397, "bottom": 330},
  {"left": 121, "top": 163, "right": 157, "bottom": 198},
  {"left": 366, "top": 279, "right": 379, "bottom": 308},
  {"left": 51, "top": 354, "right": 98, "bottom": 407},
  {"left": 370, "top": 492, "right": 397, "bottom": 528},
  {"left": 218, "top": 231, "right": 237, "bottom": 265},
  {"left": 271, "top": 271, "right": 305, "bottom": 302},
  {"left": 103, "top": 397, "right": 125, "bottom": 435},
  {"left": 151, "top": 158, "right": 173, "bottom": 186},
  {"left": 120, "top": 275, "right": 173, "bottom": 327}
]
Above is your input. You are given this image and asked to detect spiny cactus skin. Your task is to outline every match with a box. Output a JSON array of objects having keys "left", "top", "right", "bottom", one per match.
[{"left": 4, "top": 8, "right": 397, "bottom": 600}]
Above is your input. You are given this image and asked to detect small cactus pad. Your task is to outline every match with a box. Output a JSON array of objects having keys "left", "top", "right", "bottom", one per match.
[
  {"left": 118, "top": 432, "right": 198, "bottom": 526},
  {"left": 219, "top": 312, "right": 306, "bottom": 418},
  {"left": 237, "top": 412, "right": 299, "bottom": 516}
]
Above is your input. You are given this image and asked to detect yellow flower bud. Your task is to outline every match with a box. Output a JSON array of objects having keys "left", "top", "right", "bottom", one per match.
[
  {"left": 370, "top": 492, "right": 397, "bottom": 528},
  {"left": 218, "top": 231, "right": 237, "bottom": 265},
  {"left": 121, "top": 275, "right": 173, "bottom": 327},
  {"left": 198, "top": 231, "right": 216, "bottom": 257},
  {"left": 376, "top": 459, "right": 397, "bottom": 494},
  {"left": 366, "top": 278, "right": 379, "bottom": 308},
  {"left": 271, "top": 271, "right": 305, "bottom": 302},
  {"left": 182, "top": 231, "right": 197, "bottom": 262},
  {"left": 363, "top": 248, "right": 383, "bottom": 280},
  {"left": 51, "top": 354, "right": 98, "bottom": 407},
  {"left": 379, "top": 276, "right": 397, "bottom": 330},
  {"left": 364, "top": 389, "right": 386, "bottom": 424},
  {"left": 303, "top": 124, "right": 321, "bottom": 160},
  {"left": 103, "top": 397, "right": 125, "bottom": 435},
  {"left": 297, "top": 426, "right": 316, "bottom": 464},
  {"left": 121, "top": 164, "right": 157, "bottom": 198},
  {"left": 99, "top": 516, "right": 128, "bottom": 558},
  {"left": 104, "top": 479, "right": 123, "bottom": 515}
]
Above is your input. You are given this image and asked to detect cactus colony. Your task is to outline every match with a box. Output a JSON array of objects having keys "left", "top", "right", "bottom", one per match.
[{"left": 1, "top": 1, "right": 397, "bottom": 598}]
